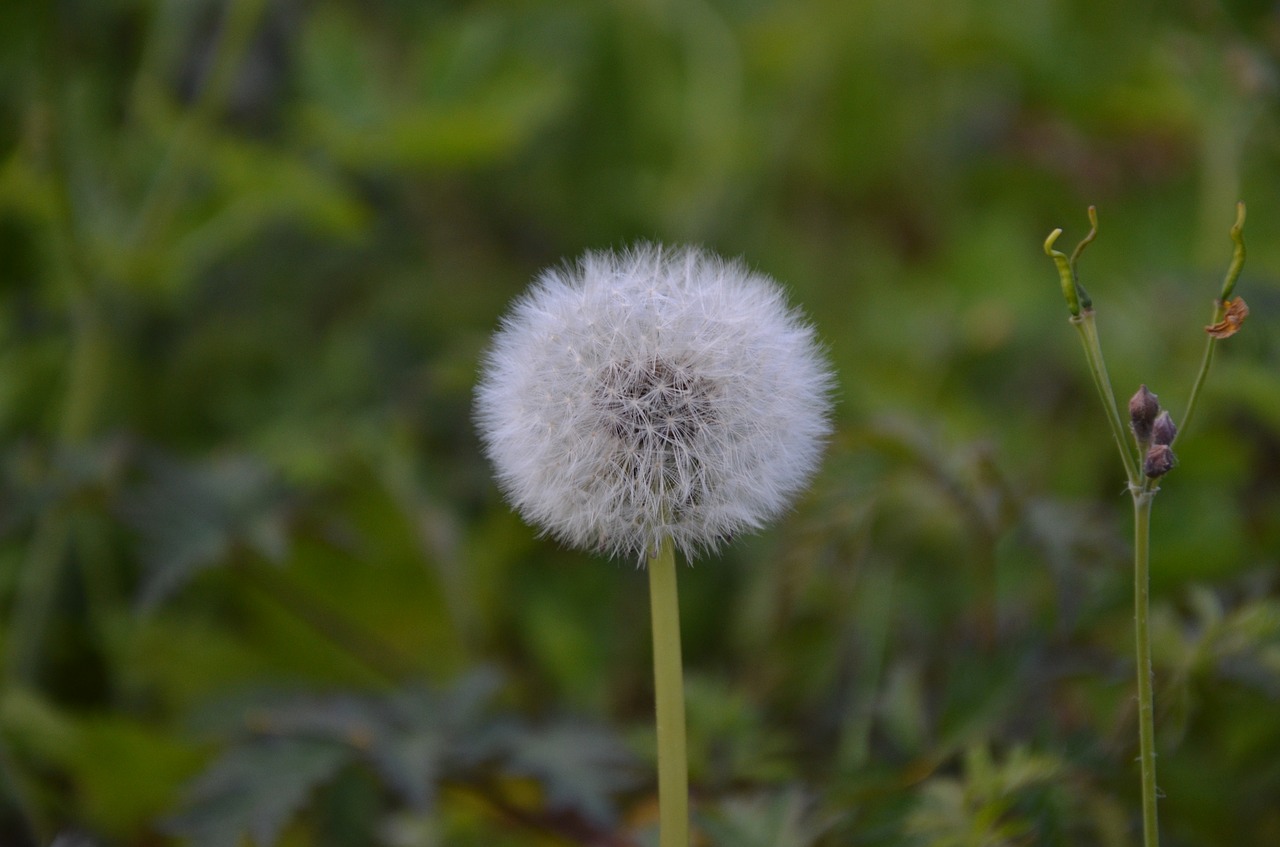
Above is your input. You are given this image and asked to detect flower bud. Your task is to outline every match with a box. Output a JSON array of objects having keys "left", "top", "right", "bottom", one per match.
[
  {"left": 1129, "top": 385, "right": 1160, "bottom": 443},
  {"left": 1143, "top": 444, "right": 1176, "bottom": 479},
  {"left": 1151, "top": 411, "right": 1177, "bottom": 446}
]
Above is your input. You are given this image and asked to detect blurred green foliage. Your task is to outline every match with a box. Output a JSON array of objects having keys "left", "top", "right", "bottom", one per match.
[{"left": 1, "top": 0, "right": 1279, "bottom": 844}]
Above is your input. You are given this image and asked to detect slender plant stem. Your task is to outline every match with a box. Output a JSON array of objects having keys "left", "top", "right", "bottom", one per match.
[
  {"left": 1181, "top": 202, "right": 1247, "bottom": 447},
  {"left": 1178, "top": 335, "right": 1217, "bottom": 450},
  {"left": 1176, "top": 302, "right": 1225, "bottom": 450},
  {"left": 1072, "top": 305, "right": 1159, "bottom": 845},
  {"left": 647, "top": 536, "right": 689, "bottom": 847},
  {"left": 1072, "top": 312, "right": 1140, "bottom": 486},
  {"left": 1132, "top": 490, "right": 1160, "bottom": 847}
]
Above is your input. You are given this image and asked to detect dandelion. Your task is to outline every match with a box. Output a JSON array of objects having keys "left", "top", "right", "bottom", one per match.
[
  {"left": 474, "top": 243, "right": 834, "bottom": 846},
  {"left": 474, "top": 243, "right": 834, "bottom": 562}
]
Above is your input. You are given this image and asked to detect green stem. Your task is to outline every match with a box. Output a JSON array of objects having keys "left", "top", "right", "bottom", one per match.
[
  {"left": 1181, "top": 202, "right": 1247, "bottom": 448},
  {"left": 1133, "top": 490, "right": 1160, "bottom": 847},
  {"left": 647, "top": 536, "right": 689, "bottom": 847},
  {"left": 1177, "top": 325, "right": 1219, "bottom": 451},
  {"left": 1071, "top": 311, "right": 1140, "bottom": 486}
]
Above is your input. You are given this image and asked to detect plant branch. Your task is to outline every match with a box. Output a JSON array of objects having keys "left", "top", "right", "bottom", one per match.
[
  {"left": 1177, "top": 201, "right": 1246, "bottom": 447},
  {"left": 1047, "top": 209, "right": 1139, "bottom": 485},
  {"left": 1072, "top": 312, "right": 1140, "bottom": 486}
]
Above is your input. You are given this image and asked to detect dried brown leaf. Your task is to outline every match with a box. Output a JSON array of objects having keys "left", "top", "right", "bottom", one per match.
[{"left": 1206, "top": 297, "right": 1249, "bottom": 339}]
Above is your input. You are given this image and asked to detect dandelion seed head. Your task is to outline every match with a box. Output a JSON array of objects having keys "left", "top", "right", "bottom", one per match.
[{"left": 474, "top": 244, "right": 834, "bottom": 562}]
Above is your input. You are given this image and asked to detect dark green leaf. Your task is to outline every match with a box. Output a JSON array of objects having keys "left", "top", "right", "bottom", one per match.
[
  {"left": 121, "top": 453, "right": 291, "bottom": 609},
  {"left": 699, "top": 788, "right": 839, "bottom": 847},
  {"left": 164, "top": 737, "right": 352, "bottom": 847},
  {"left": 499, "top": 720, "right": 641, "bottom": 826}
]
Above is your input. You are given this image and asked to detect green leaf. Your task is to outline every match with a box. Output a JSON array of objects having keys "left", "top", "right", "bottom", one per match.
[
  {"left": 0, "top": 439, "right": 127, "bottom": 538},
  {"left": 177, "top": 669, "right": 504, "bottom": 818},
  {"left": 122, "top": 453, "right": 291, "bottom": 609},
  {"left": 68, "top": 715, "right": 205, "bottom": 838},
  {"left": 163, "top": 737, "right": 352, "bottom": 847},
  {"left": 699, "top": 788, "right": 840, "bottom": 847},
  {"left": 144, "top": 137, "right": 370, "bottom": 293},
  {"left": 368, "top": 674, "right": 504, "bottom": 809},
  {"left": 295, "top": 5, "right": 565, "bottom": 171},
  {"left": 902, "top": 744, "right": 1063, "bottom": 847},
  {"left": 499, "top": 720, "right": 641, "bottom": 826}
]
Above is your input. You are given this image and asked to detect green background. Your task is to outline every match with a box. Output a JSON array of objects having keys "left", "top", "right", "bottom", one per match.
[{"left": 1, "top": 0, "right": 1278, "bottom": 844}]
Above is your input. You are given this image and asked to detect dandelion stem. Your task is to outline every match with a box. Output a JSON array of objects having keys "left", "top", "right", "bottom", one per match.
[
  {"left": 648, "top": 535, "right": 689, "bottom": 847},
  {"left": 1133, "top": 490, "right": 1160, "bottom": 847}
]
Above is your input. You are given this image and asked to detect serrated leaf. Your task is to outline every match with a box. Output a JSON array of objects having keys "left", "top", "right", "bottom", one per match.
[
  {"left": 178, "top": 669, "right": 505, "bottom": 815},
  {"left": 49, "top": 834, "right": 99, "bottom": 847},
  {"left": 314, "top": 670, "right": 503, "bottom": 809},
  {"left": 0, "top": 439, "right": 128, "bottom": 537},
  {"left": 295, "top": 6, "right": 564, "bottom": 171},
  {"left": 499, "top": 721, "right": 641, "bottom": 826},
  {"left": 164, "top": 737, "right": 352, "bottom": 847},
  {"left": 222, "top": 690, "right": 444, "bottom": 809},
  {"left": 153, "top": 137, "right": 370, "bottom": 292},
  {"left": 700, "top": 788, "right": 839, "bottom": 847},
  {"left": 121, "top": 453, "right": 291, "bottom": 609},
  {"left": 902, "top": 744, "right": 1062, "bottom": 847},
  {"left": 69, "top": 715, "right": 205, "bottom": 837}
]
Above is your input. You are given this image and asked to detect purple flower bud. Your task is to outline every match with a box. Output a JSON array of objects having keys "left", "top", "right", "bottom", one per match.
[
  {"left": 1151, "top": 411, "right": 1177, "bottom": 447},
  {"left": 1143, "top": 444, "right": 1176, "bottom": 479},
  {"left": 1129, "top": 385, "right": 1160, "bottom": 443}
]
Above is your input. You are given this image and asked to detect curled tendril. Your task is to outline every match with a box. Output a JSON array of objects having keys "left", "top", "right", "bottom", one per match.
[
  {"left": 1043, "top": 229, "right": 1079, "bottom": 316},
  {"left": 1220, "top": 201, "right": 1246, "bottom": 302},
  {"left": 1068, "top": 206, "right": 1098, "bottom": 310},
  {"left": 1043, "top": 206, "right": 1099, "bottom": 316}
]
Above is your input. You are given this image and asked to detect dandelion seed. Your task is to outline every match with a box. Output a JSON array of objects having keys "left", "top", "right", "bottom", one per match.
[{"left": 474, "top": 244, "right": 834, "bottom": 562}]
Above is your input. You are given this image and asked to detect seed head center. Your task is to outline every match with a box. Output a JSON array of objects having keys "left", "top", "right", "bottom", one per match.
[{"left": 596, "top": 358, "right": 716, "bottom": 449}]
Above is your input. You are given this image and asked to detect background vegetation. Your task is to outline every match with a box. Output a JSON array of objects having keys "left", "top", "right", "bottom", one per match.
[{"left": 2, "top": 0, "right": 1279, "bottom": 845}]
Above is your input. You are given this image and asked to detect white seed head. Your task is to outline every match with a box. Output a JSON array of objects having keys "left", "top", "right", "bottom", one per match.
[{"left": 474, "top": 244, "right": 834, "bottom": 562}]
